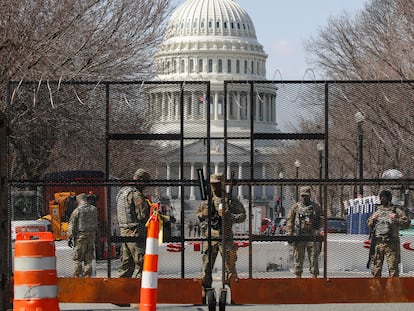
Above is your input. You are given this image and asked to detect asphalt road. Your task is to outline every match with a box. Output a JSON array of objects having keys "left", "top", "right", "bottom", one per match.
[{"left": 60, "top": 302, "right": 414, "bottom": 311}]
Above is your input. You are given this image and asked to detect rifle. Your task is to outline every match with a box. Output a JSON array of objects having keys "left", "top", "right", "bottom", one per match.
[
  {"left": 197, "top": 168, "right": 208, "bottom": 201},
  {"left": 366, "top": 227, "right": 376, "bottom": 269},
  {"left": 225, "top": 171, "right": 235, "bottom": 207}
]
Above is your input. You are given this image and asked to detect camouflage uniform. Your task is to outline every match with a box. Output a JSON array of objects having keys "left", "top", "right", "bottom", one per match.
[
  {"left": 197, "top": 173, "right": 246, "bottom": 290},
  {"left": 367, "top": 195, "right": 410, "bottom": 277},
  {"left": 285, "top": 186, "right": 322, "bottom": 278},
  {"left": 68, "top": 194, "right": 98, "bottom": 277},
  {"left": 117, "top": 168, "right": 151, "bottom": 278}
]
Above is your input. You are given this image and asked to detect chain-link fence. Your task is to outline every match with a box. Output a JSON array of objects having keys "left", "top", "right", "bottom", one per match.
[{"left": 3, "top": 80, "right": 414, "bottom": 304}]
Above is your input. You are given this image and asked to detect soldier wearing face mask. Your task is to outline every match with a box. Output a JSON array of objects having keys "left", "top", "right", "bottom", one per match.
[
  {"left": 196, "top": 173, "right": 246, "bottom": 300},
  {"left": 117, "top": 168, "right": 151, "bottom": 278},
  {"left": 367, "top": 189, "right": 410, "bottom": 277},
  {"left": 286, "top": 186, "right": 322, "bottom": 278}
]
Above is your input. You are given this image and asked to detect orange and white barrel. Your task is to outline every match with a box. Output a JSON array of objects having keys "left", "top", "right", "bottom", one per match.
[
  {"left": 13, "top": 231, "right": 59, "bottom": 311},
  {"left": 140, "top": 204, "right": 160, "bottom": 311}
]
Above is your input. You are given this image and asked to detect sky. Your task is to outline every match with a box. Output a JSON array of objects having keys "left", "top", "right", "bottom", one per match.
[
  {"left": 171, "top": 0, "right": 369, "bottom": 129},
  {"left": 233, "top": 0, "right": 368, "bottom": 80},
  {"left": 173, "top": 0, "right": 368, "bottom": 80}
]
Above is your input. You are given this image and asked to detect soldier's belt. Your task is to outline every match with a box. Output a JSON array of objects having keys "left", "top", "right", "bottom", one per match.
[{"left": 118, "top": 223, "right": 139, "bottom": 228}]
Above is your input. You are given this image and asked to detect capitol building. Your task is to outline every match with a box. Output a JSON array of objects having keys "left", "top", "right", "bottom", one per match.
[{"left": 151, "top": 0, "right": 283, "bottom": 221}]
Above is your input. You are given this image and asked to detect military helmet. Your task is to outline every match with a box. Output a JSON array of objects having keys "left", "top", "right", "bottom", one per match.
[
  {"left": 210, "top": 173, "right": 224, "bottom": 183},
  {"left": 299, "top": 186, "right": 311, "bottom": 196},
  {"left": 379, "top": 189, "right": 392, "bottom": 200},
  {"left": 133, "top": 168, "right": 151, "bottom": 181}
]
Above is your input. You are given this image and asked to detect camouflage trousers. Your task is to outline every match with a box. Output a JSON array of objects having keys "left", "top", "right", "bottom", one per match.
[
  {"left": 118, "top": 227, "right": 146, "bottom": 278},
  {"left": 201, "top": 240, "right": 238, "bottom": 289},
  {"left": 72, "top": 232, "right": 96, "bottom": 277},
  {"left": 371, "top": 240, "right": 401, "bottom": 277},
  {"left": 292, "top": 241, "right": 320, "bottom": 277}
]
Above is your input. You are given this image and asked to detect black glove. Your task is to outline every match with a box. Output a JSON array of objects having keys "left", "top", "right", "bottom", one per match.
[{"left": 68, "top": 238, "right": 73, "bottom": 248}]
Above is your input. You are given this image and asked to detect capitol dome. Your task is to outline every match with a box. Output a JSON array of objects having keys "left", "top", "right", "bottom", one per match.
[
  {"left": 151, "top": 0, "right": 280, "bottom": 207},
  {"left": 166, "top": 0, "right": 257, "bottom": 39},
  {"left": 155, "top": 0, "right": 267, "bottom": 81}
]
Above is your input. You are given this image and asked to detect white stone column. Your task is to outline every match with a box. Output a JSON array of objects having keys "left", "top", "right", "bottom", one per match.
[
  {"left": 184, "top": 93, "right": 189, "bottom": 120},
  {"left": 189, "top": 163, "right": 196, "bottom": 200},
  {"left": 236, "top": 93, "right": 241, "bottom": 120},
  {"left": 238, "top": 163, "right": 243, "bottom": 199},
  {"left": 175, "top": 92, "right": 180, "bottom": 121},
  {"left": 203, "top": 163, "right": 207, "bottom": 179},
  {"left": 161, "top": 93, "right": 167, "bottom": 121},
  {"left": 214, "top": 92, "right": 218, "bottom": 121},
  {"left": 262, "top": 164, "right": 267, "bottom": 199},
  {"left": 166, "top": 163, "right": 171, "bottom": 198},
  {"left": 191, "top": 92, "right": 196, "bottom": 120},
  {"left": 246, "top": 93, "right": 251, "bottom": 120}
]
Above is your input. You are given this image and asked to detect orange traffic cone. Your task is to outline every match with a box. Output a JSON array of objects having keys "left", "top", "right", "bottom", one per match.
[
  {"left": 13, "top": 231, "right": 59, "bottom": 311},
  {"left": 140, "top": 204, "right": 160, "bottom": 311}
]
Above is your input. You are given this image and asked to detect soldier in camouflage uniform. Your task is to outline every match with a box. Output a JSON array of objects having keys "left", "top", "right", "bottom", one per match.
[
  {"left": 286, "top": 186, "right": 322, "bottom": 278},
  {"left": 197, "top": 173, "right": 246, "bottom": 296},
  {"left": 367, "top": 189, "right": 410, "bottom": 277},
  {"left": 117, "top": 168, "right": 151, "bottom": 278},
  {"left": 68, "top": 193, "right": 98, "bottom": 277}
]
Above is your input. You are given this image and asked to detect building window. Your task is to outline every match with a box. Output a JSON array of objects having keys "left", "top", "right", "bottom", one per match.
[
  {"left": 224, "top": 22, "right": 228, "bottom": 29},
  {"left": 201, "top": 21, "right": 205, "bottom": 28},
  {"left": 229, "top": 94, "right": 234, "bottom": 119},
  {"left": 190, "top": 59, "right": 194, "bottom": 72},
  {"left": 216, "top": 21, "right": 220, "bottom": 28},
  {"left": 181, "top": 59, "right": 185, "bottom": 73},
  {"left": 198, "top": 59, "right": 203, "bottom": 72},
  {"left": 236, "top": 60, "right": 240, "bottom": 73},
  {"left": 208, "top": 59, "right": 213, "bottom": 73},
  {"left": 218, "top": 59, "right": 222, "bottom": 73},
  {"left": 231, "top": 22, "right": 234, "bottom": 29},
  {"left": 251, "top": 61, "right": 254, "bottom": 74},
  {"left": 227, "top": 59, "right": 231, "bottom": 73},
  {"left": 208, "top": 20, "right": 212, "bottom": 28},
  {"left": 244, "top": 60, "right": 247, "bottom": 74}
]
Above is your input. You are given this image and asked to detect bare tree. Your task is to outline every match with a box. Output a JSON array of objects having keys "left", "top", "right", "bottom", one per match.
[
  {"left": 2, "top": 0, "right": 175, "bottom": 179},
  {"left": 1, "top": 0, "right": 173, "bottom": 83},
  {"left": 299, "top": 0, "right": 414, "bottom": 202},
  {"left": 305, "top": 0, "right": 414, "bottom": 80}
]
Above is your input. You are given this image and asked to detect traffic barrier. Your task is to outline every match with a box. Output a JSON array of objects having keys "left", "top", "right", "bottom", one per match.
[
  {"left": 166, "top": 243, "right": 181, "bottom": 252},
  {"left": 403, "top": 241, "right": 414, "bottom": 251},
  {"left": 13, "top": 231, "right": 59, "bottom": 311},
  {"left": 140, "top": 203, "right": 160, "bottom": 311}
]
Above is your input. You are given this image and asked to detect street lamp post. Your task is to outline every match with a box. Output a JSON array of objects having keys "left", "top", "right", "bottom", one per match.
[
  {"left": 355, "top": 112, "right": 365, "bottom": 197},
  {"left": 317, "top": 142, "right": 324, "bottom": 206},
  {"left": 279, "top": 172, "right": 284, "bottom": 216},
  {"left": 294, "top": 160, "right": 301, "bottom": 201}
]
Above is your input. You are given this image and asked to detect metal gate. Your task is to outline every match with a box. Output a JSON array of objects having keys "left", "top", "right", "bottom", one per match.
[{"left": 2, "top": 80, "right": 414, "bottom": 309}]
